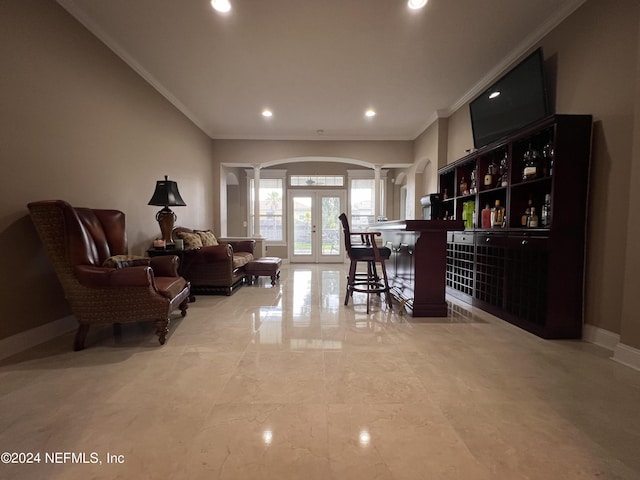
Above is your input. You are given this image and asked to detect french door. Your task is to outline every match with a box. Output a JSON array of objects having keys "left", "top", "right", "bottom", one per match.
[{"left": 288, "top": 190, "right": 345, "bottom": 263}]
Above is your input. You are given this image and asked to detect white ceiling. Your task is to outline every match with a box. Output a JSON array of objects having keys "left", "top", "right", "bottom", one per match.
[{"left": 58, "top": 0, "right": 586, "bottom": 141}]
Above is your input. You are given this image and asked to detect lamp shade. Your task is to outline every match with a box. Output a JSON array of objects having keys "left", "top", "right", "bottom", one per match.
[{"left": 148, "top": 175, "right": 187, "bottom": 207}]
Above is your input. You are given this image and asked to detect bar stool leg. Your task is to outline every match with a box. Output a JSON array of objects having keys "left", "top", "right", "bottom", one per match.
[{"left": 345, "top": 260, "right": 357, "bottom": 306}]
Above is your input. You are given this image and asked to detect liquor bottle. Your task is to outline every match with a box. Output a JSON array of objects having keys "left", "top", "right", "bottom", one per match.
[
  {"left": 470, "top": 168, "right": 477, "bottom": 194},
  {"left": 484, "top": 161, "right": 497, "bottom": 187},
  {"left": 521, "top": 199, "right": 532, "bottom": 227},
  {"left": 542, "top": 142, "right": 555, "bottom": 177},
  {"left": 443, "top": 188, "right": 448, "bottom": 200},
  {"left": 481, "top": 204, "right": 492, "bottom": 229},
  {"left": 499, "top": 152, "right": 509, "bottom": 187},
  {"left": 541, "top": 194, "right": 552, "bottom": 227},
  {"left": 491, "top": 200, "right": 504, "bottom": 228},
  {"left": 462, "top": 201, "right": 475, "bottom": 229},
  {"left": 522, "top": 144, "right": 540, "bottom": 181},
  {"left": 528, "top": 207, "right": 539, "bottom": 228},
  {"left": 460, "top": 176, "right": 468, "bottom": 196}
]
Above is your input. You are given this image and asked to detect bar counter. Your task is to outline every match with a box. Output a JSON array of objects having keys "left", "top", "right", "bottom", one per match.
[{"left": 374, "top": 219, "right": 464, "bottom": 316}]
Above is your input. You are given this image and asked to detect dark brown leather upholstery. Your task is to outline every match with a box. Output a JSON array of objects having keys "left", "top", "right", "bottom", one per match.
[
  {"left": 28, "top": 200, "right": 191, "bottom": 350},
  {"left": 173, "top": 227, "right": 255, "bottom": 295}
]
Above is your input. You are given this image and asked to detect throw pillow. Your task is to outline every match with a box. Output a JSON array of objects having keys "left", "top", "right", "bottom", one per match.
[
  {"left": 176, "top": 231, "right": 203, "bottom": 249},
  {"left": 196, "top": 229, "right": 218, "bottom": 246},
  {"left": 103, "top": 255, "right": 150, "bottom": 269}
]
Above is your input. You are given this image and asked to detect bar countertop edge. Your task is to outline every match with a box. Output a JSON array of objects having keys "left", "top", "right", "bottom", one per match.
[{"left": 373, "top": 219, "right": 465, "bottom": 232}]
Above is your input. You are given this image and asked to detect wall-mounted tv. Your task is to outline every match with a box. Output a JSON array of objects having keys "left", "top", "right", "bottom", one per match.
[{"left": 469, "top": 48, "right": 551, "bottom": 149}]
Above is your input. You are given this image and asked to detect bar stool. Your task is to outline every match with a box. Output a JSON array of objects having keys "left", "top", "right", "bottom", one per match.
[{"left": 339, "top": 213, "right": 392, "bottom": 313}]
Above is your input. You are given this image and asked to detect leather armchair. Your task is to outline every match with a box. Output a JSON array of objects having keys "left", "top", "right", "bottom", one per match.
[
  {"left": 28, "top": 200, "right": 190, "bottom": 350},
  {"left": 173, "top": 227, "right": 255, "bottom": 295}
]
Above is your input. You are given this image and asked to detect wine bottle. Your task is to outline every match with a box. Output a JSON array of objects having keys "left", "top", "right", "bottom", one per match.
[{"left": 541, "top": 194, "right": 552, "bottom": 227}]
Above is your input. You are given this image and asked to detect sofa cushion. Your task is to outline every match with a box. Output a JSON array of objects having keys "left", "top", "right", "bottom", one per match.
[
  {"left": 102, "top": 254, "right": 150, "bottom": 269},
  {"left": 176, "top": 231, "right": 203, "bottom": 249},
  {"left": 196, "top": 229, "right": 218, "bottom": 246},
  {"left": 232, "top": 252, "right": 254, "bottom": 269}
]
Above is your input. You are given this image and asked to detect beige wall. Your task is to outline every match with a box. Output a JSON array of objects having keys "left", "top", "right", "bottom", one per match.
[
  {"left": 0, "top": 0, "right": 214, "bottom": 340},
  {"left": 543, "top": 0, "right": 638, "bottom": 338},
  {"left": 620, "top": 17, "right": 640, "bottom": 350},
  {"left": 429, "top": 0, "right": 640, "bottom": 345},
  {"left": 411, "top": 118, "right": 450, "bottom": 217}
]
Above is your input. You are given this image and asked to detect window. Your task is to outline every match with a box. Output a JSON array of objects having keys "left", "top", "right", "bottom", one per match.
[
  {"left": 347, "top": 170, "right": 387, "bottom": 230},
  {"left": 247, "top": 169, "right": 286, "bottom": 242},
  {"left": 290, "top": 175, "right": 344, "bottom": 187}
]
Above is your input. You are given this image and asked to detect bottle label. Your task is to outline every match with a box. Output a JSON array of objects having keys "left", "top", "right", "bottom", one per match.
[
  {"left": 484, "top": 174, "right": 492, "bottom": 186},
  {"left": 529, "top": 218, "right": 538, "bottom": 228},
  {"left": 524, "top": 166, "right": 537, "bottom": 177}
]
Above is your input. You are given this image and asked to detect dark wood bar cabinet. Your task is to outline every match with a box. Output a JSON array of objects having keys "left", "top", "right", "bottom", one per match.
[{"left": 376, "top": 220, "right": 464, "bottom": 317}]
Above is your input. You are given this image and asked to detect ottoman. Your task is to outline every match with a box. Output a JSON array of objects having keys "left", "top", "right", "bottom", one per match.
[{"left": 245, "top": 257, "right": 282, "bottom": 286}]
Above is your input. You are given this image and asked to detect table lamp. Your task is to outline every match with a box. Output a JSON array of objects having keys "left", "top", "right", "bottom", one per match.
[{"left": 148, "top": 175, "right": 186, "bottom": 245}]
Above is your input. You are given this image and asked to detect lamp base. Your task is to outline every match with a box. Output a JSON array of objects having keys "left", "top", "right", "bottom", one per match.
[{"left": 156, "top": 207, "right": 177, "bottom": 245}]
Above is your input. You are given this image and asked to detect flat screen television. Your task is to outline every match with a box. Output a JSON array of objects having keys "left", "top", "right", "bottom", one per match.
[{"left": 469, "top": 48, "right": 551, "bottom": 149}]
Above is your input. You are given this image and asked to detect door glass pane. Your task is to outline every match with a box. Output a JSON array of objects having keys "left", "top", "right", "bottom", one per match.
[
  {"left": 321, "top": 196, "right": 341, "bottom": 256},
  {"left": 293, "top": 196, "right": 312, "bottom": 255}
]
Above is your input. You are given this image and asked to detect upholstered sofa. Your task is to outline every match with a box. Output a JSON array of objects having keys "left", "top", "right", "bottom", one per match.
[{"left": 173, "top": 227, "right": 255, "bottom": 295}]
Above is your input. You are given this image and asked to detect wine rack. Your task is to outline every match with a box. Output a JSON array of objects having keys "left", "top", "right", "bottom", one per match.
[{"left": 439, "top": 114, "right": 592, "bottom": 339}]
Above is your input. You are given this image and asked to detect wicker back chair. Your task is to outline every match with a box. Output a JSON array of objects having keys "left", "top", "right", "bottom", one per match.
[{"left": 28, "top": 200, "right": 190, "bottom": 350}]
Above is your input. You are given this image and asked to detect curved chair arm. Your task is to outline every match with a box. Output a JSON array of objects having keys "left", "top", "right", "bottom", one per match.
[
  {"left": 220, "top": 240, "right": 255, "bottom": 254},
  {"left": 74, "top": 265, "right": 154, "bottom": 288},
  {"left": 200, "top": 244, "right": 233, "bottom": 263}
]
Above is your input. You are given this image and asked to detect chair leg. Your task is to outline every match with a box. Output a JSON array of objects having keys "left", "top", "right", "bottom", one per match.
[
  {"left": 180, "top": 298, "right": 189, "bottom": 317},
  {"left": 155, "top": 318, "right": 170, "bottom": 345},
  {"left": 74, "top": 324, "right": 90, "bottom": 351}
]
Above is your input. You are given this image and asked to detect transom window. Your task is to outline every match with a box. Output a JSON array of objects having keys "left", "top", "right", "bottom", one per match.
[{"left": 290, "top": 175, "right": 344, "bottom": 187}]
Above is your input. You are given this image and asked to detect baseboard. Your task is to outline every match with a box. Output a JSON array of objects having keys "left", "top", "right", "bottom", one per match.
[
  {"left": 0, "top": 316, "right": 76, "bottom": 361},
  {"left": 613, "top": 343, "right": 640, "bottom": 372},
  {"left": 582, "top": 324, "right": 620, "bottom": 351}
]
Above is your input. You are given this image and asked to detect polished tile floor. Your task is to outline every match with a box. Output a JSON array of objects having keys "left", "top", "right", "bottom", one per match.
[{"left": 1, "top": 263, "right": 640, "bottom": 479}]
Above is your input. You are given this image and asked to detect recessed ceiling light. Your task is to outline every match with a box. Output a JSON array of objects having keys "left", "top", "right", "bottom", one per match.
[
  {"left": 365, "top": 109, "right": 376, "bottom": 118},
  {"left": 407, "top": 0, "right": 428, "bottom": 10},
  {"left": 489, "top": 91, "right": 501, "bottom": 99},
  {"left": 262, "top": 109, "right": 273, "bottom": 118},
  {"left": 211, "top": 0, "right": 231, "bottom": 13}
]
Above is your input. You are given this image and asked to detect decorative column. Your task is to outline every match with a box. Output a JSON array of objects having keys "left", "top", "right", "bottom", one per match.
[
  {"left": 253, "top": 164, "right": 261, "bottom": 237},
  {"left": 374, "top": 165, "right": 382, "bottom": 221}
]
